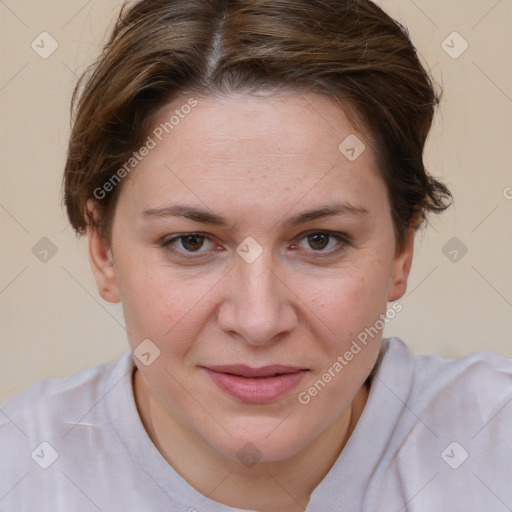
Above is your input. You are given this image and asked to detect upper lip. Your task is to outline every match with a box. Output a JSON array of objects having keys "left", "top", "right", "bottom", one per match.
[{"left": 202, "top": 364, "right": 308, "bottom": 378}]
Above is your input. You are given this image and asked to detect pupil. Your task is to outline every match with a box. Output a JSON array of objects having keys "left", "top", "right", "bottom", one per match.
[
  {"left": 183, "top": 235, "right": 203, "bottom": 251},
  {"left": 309, "top": 233, "right": 328, "bottom": 250}
]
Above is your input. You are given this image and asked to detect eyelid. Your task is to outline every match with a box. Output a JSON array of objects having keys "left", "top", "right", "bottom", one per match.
[
  {"left": 293, "top": 230, "right": 351, "bottom": 254},
  {"left": 159, "top": 233, "right": 216, "bottom": 257},
  {"left": 160, "top": 230, "right": 351, "bottom": 258}
]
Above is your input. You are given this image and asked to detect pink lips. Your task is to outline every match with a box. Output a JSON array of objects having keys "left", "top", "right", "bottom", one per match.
[{"left": 201, "top": 364, "right": 309, "bottom": 403}]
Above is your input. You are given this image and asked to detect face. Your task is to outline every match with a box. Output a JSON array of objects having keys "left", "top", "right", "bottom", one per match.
[{"left": 88, "top": 90, "right": 413, "bottom": 463}]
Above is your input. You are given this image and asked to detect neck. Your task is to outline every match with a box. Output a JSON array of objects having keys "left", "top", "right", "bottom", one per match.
[{"left": 133, "top": 369, "right": 369, "bottom": 512}]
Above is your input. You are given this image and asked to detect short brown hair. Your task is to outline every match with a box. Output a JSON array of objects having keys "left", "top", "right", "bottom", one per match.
[{"left": 63, "top": 0, "right": 452, "bottom": 247}]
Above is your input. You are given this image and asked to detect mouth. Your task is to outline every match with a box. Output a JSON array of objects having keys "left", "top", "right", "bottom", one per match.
[{"left": 200, "top": 364, "right": 309, "bottom": 403}]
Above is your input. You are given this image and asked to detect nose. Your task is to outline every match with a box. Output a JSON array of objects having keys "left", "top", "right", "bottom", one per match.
[{"left": 217, "top": 253, "right": 298, "bottom": 346}]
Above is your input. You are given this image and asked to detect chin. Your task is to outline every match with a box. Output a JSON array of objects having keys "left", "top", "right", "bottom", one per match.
[{"left": 208, "top": 417, "right": 315, "bottom": 464}]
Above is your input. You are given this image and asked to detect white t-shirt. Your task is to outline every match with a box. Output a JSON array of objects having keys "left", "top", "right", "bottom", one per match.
[{"left": 1, "top": 337, "right": 511, "bottom": 511}]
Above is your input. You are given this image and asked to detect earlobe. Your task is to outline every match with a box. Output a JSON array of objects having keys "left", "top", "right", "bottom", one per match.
[
  {"left": 85, "top": 201, "right": 121, "bottom": 304},
  {"left": 388, "top": 226, "right": 415, "bottom": 302}
]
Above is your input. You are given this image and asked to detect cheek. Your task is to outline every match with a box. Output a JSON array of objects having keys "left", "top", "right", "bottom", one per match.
[
  {"left": 296, "top": 265, "right": 391, "bottom": 417},
  {"left": 116, "top": 254, "right": 220, "bottom": 352},
  {"left": 305, "top": 260, "right": 392, "bottom": 342}
]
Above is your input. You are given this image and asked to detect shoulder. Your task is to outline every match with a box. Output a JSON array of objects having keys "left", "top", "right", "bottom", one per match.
[
  {"left": 0, "top": 352, "right": 133, "bottom": 450},
  {"left": 367, "top": 338, "right": 512, "bottom": 511},
  {"left": 408, "top": 339, "right": 512, "bottom": 425},
  {"left": 0, "top": 354, "right": 128, "bottom": 418},
  {"left": 413, "top": 340, "right": 512, "bottom": 384},
  {"left": 378, "top": 337, "right": 512, "bottom": 441},
  {"left": 381, "top": 337, "right": 512, "bottom": 405},
  {"left": 0, "top": 353, "right": 135, "bottom": 510}
]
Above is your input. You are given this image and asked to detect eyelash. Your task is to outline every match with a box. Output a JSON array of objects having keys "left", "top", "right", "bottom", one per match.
[{"left": 159, "top": 231, "right": 351, "bottom": 260}]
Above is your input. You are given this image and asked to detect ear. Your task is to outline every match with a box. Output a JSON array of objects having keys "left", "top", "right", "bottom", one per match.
[
  {"left": 85, "top": 200, "right": 121, "bottom": 303},
  {"left": 387, "top": 224, "right": 416, "bottom": 302}
]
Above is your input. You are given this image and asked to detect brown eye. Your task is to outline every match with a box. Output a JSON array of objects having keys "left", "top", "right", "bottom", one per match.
[
  {"left": 161, "top": 233, "right": 216, "bottom": 255},
  {"left": 180, "top": 234, "right": 206, "bottom": 252},
  {"left": 307, "top": 233, "right": 330, "bottom": 251},
  {"left": 294, "top": 231, "right": 350, "bottom": 255}
]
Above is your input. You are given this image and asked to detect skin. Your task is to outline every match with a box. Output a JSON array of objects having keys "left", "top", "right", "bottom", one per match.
[{"left": 87, "top": 90, "right": 415, "bottom": 511}]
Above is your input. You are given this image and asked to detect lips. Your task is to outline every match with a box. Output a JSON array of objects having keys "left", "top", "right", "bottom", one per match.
[
  {"left": 205, "top": 364, "right": 307, "bottom": 378},
  {"left": 201, "top": 364, "right": 309, "bottom": 403}
]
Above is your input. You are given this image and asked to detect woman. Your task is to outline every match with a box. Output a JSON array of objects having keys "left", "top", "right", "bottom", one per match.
[{"left": 1, "top": 0, "right": 510, "bottom": 510}]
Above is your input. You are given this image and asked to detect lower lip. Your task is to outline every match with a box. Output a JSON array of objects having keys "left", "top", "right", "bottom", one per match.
[{"left": 203, "top": 368, "right": 308, "bottom": 403}]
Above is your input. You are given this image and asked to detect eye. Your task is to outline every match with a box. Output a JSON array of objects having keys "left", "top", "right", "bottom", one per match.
[
  {"left": 161, "top": 233, "right": 216, "bottom": 254},
  {"left": 159, "top": 230, "right": 350, "bottom": 260},
  {"left": 294, "top": 231, "right": 350, "bottom": 254}
]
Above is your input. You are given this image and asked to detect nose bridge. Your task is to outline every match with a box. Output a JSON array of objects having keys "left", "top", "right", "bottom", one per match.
[
  {"left": 219, "top": 249, "right": 296, "bottom": 345},
  {"left": 241, "top": 253, "right": 277, "bottom": 305}
]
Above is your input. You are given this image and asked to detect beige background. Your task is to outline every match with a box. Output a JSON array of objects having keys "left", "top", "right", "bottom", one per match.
[{"left": 1, "top": 0, "right": 511, "bottom": 404}]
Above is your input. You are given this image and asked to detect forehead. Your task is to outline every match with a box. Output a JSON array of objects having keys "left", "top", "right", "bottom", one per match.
[{"left": 121, "top": 91, "right": 385, "bottom": 213}]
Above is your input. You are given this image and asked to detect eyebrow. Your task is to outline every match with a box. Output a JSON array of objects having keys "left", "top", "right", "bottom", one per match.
[{"left": 141, "top": 202, "right": 368, "bottom": 228}]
